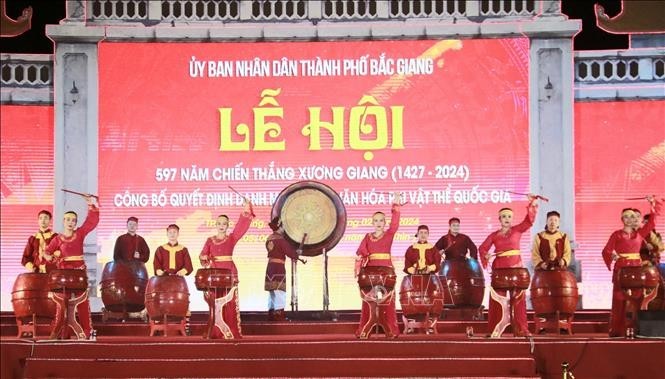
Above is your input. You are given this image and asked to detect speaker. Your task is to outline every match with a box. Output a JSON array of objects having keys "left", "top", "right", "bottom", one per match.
[{"left": 637, "top": 310, "right": 665, "bottom": 337}]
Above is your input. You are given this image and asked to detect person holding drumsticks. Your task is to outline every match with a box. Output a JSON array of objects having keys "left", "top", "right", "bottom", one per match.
[
  {"left": 199, "top": 199, "right": 254, "bottom": 338},
  {"left": 479, "top": 194, "right": 539, "bottom": 338},
  {"left": 602, "top": 196, "right": 661, "bottom": 337},
  {"left": 43, "top": 194, "right": 99, "bottom": 339},
  {"left": 355, "top": 192, "right": 402, "bottom": 339}
]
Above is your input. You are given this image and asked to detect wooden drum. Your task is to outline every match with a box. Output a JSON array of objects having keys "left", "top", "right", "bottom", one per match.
[
  {"left": 271, "top": 181, "right": 346, "bottom": 256},
  {"left": 399, "top": 274, "right": 444, "bottom": 316},
  {"left": 11, "top": 273, "right": 56, "bottom": 319},
  {"left": 145, "top": 276, "right": 190, "bottom": 319},
  {"left": 618, "top": 266, "right": 660, "bottom": 290},
  {"left": 491, "top": 268, "right": 530, "bottom": 291},
  {"left": 357, "top": 266, "right": 397, "bottom": 291},
  {"left": 530, "top": 270, "right": 578, "bottom": 316},
  {"left": 439, "top": 258, "right": 485, "bottom": 307},
  {"left": 48, "top": 269, "right": 88, "bottom": 292},
  {"left": 100, "top": 260, "right": 149, "bottom": 313},
  {"left": 195, "top": 268, "right": 237, "bottom": 291}
]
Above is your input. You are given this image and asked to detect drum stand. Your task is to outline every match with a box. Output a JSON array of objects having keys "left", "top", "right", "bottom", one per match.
[
  {"left": 402, "top": 313, "right": 438, "bottom": 335},
  {"left": 358, "top": 287, "right": 395, "bottom": 339},
  {"left": 622, "top": 283, "right": 659, "bottom": 332},
  {"left": 203, "top": 286, "right": 237, "bottom": 339},
  {"left": 489, "top": 287, "right": 526, "bottom": 338},
  {"left": 101, "top": 307, "right": 147, "bottom": 322},
  {"left": 49, "top": 290, "right": 88, "bottom": 340},
  {"left": 148, "top": 314, "right": 187, "bottom": 337},
  {"left": 16, "top": 314, "right": 52, "bottom": 339},
  {"left": 534, "top": 311, "right": 574, "bottom": 335}
]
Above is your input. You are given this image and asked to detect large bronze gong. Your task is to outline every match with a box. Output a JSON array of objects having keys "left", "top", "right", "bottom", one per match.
[{"left": 271, "top": 181, "right": 346, "bottom": 257}]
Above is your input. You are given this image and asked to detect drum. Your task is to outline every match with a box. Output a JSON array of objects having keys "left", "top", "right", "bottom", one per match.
[
  {"left": 439, "top": 258, "right": 485, "bottom": 307},
  {"left": 618, "top": 266, "right": 660, "bottom": 289},
  {"left": 271, "top": 181, "right": 346, "bottom": 257},
  {"left": 491, "top": 268, "right": 530, "bottom": 290},
  {"left": 648, "top": 263, "right": 665, "bottom": 310},
  {"left": 195, "top": 268, "right": 237, "bottom": 291},
  {"left": 357, "top": 266, "right": 397, "bottom": 291},
  {"left": 530, "top": 270, "right": 578, "bottom": 316},
  {"left": 145, "top": 276, "right": 189, "bottom": 319},
  {"left": 399, "top": 274, "right": 444, "bottom": 316},
  {"left": 100, "top": 260, "right": 149, "bottom": 313},
  {"left": 11, "top": 273, "right": 56, "bottom": 319},
  {"left": 48, "top": 269, "right": 88, "bottom": 291}
]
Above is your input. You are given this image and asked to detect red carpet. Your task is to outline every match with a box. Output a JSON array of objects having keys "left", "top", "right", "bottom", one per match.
[{"left": 1, "top": 310, "right": 663, "bottom": 378}]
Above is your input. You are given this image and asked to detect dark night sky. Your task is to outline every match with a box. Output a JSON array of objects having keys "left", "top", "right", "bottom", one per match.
[{"left": 1, "top": 0, "right": 628, "bottom": 53}]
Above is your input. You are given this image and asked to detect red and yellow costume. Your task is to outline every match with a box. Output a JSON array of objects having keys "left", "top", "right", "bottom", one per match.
[
  {"left": 113, "top": 233, "right": 150, "bottom": 262},
  {"left": 602, "top": 207, "right": 659, "bottom": 337},
  {"left": 479, "top": 203, "right": 537, "bottom": 336},
  {"left": 434, "top": 232, "right": 477, "bottom": 261},
  {"left": 153, "top": 243, "right": 193, "bottom": 276},
  {"left": 45, "top": 205, "right": 99, "bottom": 338},
  {"left": 403, "top": 242, "right": 441, "bottom": 275},
  {"left": 531, "top": 230, "right": 572, "bottom": 270},
  {"left": 355, "top": 204, "right": 401, "bottom": 337},
  {"left": 199, "top": 211, "right": 253, "bottom": 338},
  {"left": 22, "top": 229, "right": 58, "bottom": 273}
]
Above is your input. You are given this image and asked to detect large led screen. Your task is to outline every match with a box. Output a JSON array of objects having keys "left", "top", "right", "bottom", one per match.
[
  {"left": 575, "top": 100, "right": 665, "bottom": 309},
  {"left": 97, "top": 38, "right": 531, "bottom": 311},
  {"left": 0, "top": 105, "right": 54, "bottom": 310}
]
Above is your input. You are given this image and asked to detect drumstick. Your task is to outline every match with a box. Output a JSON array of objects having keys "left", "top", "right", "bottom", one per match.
[
  {"left": 62, "top": 188, "right": 99, "bottom": 200},
  {"left": 297, "top": 233, "right": 308, "bottom": 264},
  {"left": 506, "top": 191, "right": 549, "bottom": 202},
  {"left": 228, "top": 185, "right": 256, "bottom": 217}
]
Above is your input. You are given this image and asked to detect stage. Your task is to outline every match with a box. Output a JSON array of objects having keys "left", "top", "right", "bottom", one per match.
[{"left": 2, "top": 310, "right": 663, "bottom": 378}]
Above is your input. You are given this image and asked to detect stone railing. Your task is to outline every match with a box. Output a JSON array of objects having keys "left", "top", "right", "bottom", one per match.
[
  {"left": 82, "top": 0, "right": 542, "bottom": 23},
  {"left": 574, "top": 50, "right": 665, "bottom": 99},
  {"left": 0, "top": 54, "right": 53, "bottom": 104}
]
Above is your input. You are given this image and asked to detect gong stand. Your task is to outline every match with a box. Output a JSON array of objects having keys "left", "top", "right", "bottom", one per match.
[{"left": 291, "top": 259, "right": 299, "bottom": 312}]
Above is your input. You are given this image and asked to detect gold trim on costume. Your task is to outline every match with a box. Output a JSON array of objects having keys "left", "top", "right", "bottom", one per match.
[
  {"left": 497, "top": 249, "right": 520, "bottom": 257},
  {"left": 162, "top": 244, "right": 184, "bottom": 270},
  {"left": 63, "top": 255, "right": 84, "bottom": 261},
  {"left": 368, "top": 253, "right": 391, "bottom": 260},
  {"left": 618, "top": 253, "right": 640, "bottom": 260},
  {"left": 268, "top": 258, "right": 285, "bottom": 264},
  {"left": 213, "top": 256, "right": 233, "bottom": 262}
]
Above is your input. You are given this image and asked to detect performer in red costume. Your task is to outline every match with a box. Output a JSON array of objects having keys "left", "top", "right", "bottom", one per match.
[
  {"left": 602, "top": 197, "right": 661, "bottom": 337},
  {"left": 22, "top": 210, "right": 58, "bottom": 273},
  {"left": 479, "top": 194, "right": 538, "bottom": 337},
  {"left": 434, "top": 217, "right": 478, "bottom": 261},
  {"left": 154, "top": 224, "right": 193, "bottom": 276},
  {"left": 264, "top": 216, "right": 300, "bottom": 321},
  {"left": 113, "top": 216, "right": 150, "bottom": 262},
  {"left": 44, "top": 196, "right": 99, "bottom": 339},
  {"left": 355, "top": 192, "right": 402, "bottom": 338},
  {"left": 404, "top": 225, "right": 441, "bottom": 275},
  {"left": 199, "top": 199, "right": 253, "bottom": 338}
]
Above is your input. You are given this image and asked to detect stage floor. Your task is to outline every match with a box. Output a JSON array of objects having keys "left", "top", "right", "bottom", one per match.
[{"left": 2, "top": 310, "right": 664, "bottom": 378}]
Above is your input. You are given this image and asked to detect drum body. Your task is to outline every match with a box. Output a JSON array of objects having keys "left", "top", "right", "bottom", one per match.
[
  {"left": 530, "top": 270, "right": 578, "bottom": 316},
  {"left": 195, "top": 268, "right": 237, "bottom": 290},
  {"left": 48, "top": 269, "right": 88, "bottom": 291},
  {"left": 648, "top": 263, "right": 665, "bottom": 310},
  {"left": 100, "top": 260, "right": 149, "bottom": 313},
  {"left": 11, "top": 273, "right": 56, "bottom": 318},
  {"left": 357, "top": 266, "right": 396, "bottom": 291},
  {"left": 399, "top": 274, "right": 444, "bottom": 316},
  {"left": 618, "top": 266, "right": 660, "bottom": 289},
  {"left": 491, "top": 268, "right": 530, "bottom": 290},
  {"left": 439, "top": 259, "right": 485, "bottom": 307},
  {"left": 145, "top": 276, "right": 190, "bottom": 319}
]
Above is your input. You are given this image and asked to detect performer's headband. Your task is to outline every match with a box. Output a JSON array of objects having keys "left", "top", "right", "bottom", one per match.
[
  {"left": 498, "top": 209, "right": 513, "bottom": 217},
  {"left": 63, "top": 211, "right": 77, "bottom": 218},
  {"left": 621, "top": 209, "right": 636, "bottom": 218}
]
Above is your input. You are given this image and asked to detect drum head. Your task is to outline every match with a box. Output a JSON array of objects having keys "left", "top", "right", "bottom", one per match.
[{"left": 271, "top": 181, "right": 346, "bottom": 257}]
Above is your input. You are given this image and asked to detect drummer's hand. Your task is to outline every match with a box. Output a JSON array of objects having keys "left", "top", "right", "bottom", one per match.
[
  {"left": 641, "top": 260, "right": 652, "bottom": 267},
  {"left": 176, "top": 269, "right": 187, "bottom": 276},
  {"left": 156, "top": 269, "right": 165, "bottom": 276},
  {"left": 25, "top": 262, "right": 36, "bottom": 272},
  {"left": 243, "top": 198, "right": 252, "bottom": 212},
  {"left": 43, "top": 253, "right": 53, "bottom": 262},
  {"left": 393, "top": 191, "right": 402, "bottom": 205},
  {"left": 611, "top": 252, "right": 619, "bottom": 262},
  {"left": 84, "top": 195, "right": 97, "bottom": 207},
  {"left": 296, "top": 249, "right": 303, "bottom": 256},
  {"left": 527, "top": 193, "right": 538, "bottom": 205},
  {"left": 427, "top": 264, "right": 437, "bottom": 273}
]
